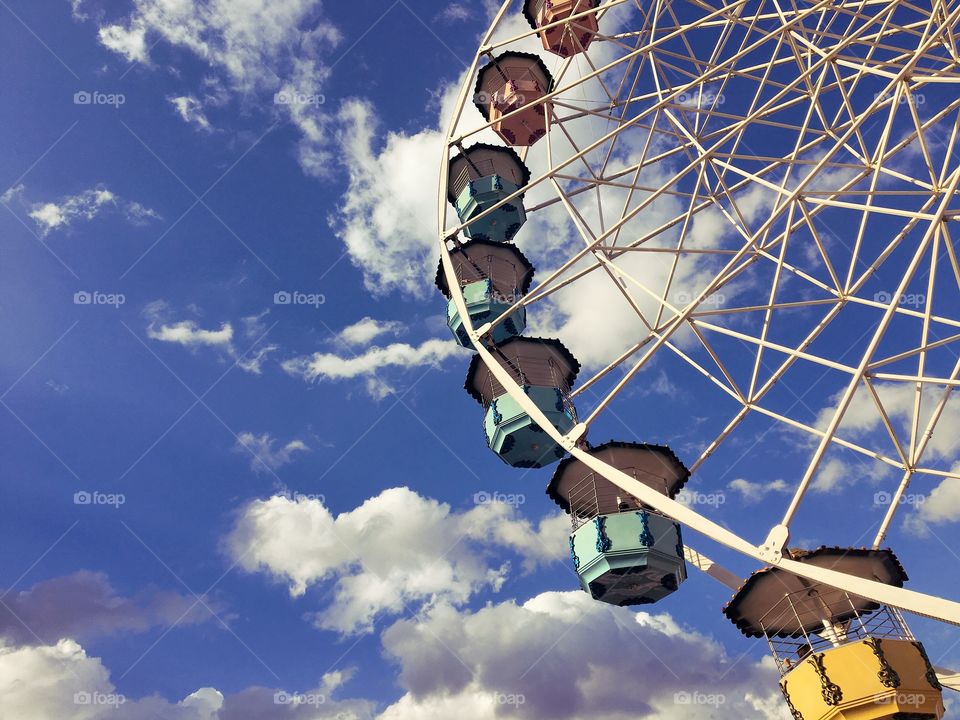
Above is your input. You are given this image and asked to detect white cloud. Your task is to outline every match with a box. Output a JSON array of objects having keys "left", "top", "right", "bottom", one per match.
[
  {"left": 327, "top": 98, "right": 450, "bottom": 296},
  {"left": 147, "top": 320, "right": 234, "bottom": 348},
  {"left": 125, "top": 201, "right": 162, "bottom": 224},
  {"left": 234, "top": 432, "right": 310, "bottom": 473},
  {"left": 378, "top": 592, "right": 789, "bottom": 720},
  {"left": 70, "top": 0, "right": 89, "bottom": 21},
  {"left": 806, "top": 384, "right": 960, "bottom": 498},
  {"left": 728, "top": 478, "right": 791, "bottom": 504},
  {"left": 904, "top": 463, "right": 960, "bottom": 536},
  {"left": 282, "top": 337, "right": 464, "bottom": 389},
  {"left": 95, "top": 0, "right": 341, "bottom": 177},
  {"left": 336, "top": 317, "right": 405, "bottom": 347},
  {"left": 225, "top": 488, "right": 568, "bottom": 635},
  {"left": 98, "top": 22, "right": 148, "bottom": 63},
  {"left": 169, "top": 95, "right": 212, "bottom": 131},
  {"left": 0, "top": 637, "right": 375, "bottom": 720},
  {"left": 2, "top": 184, "right": 160, "bottom": 237},
  {"left": 96, "top": 0, "right": 340, "bottom": 91},
  {"left": 235, "top": 344, "right": 280, "bottom": 375},
  {"left": 144, "top": 302, "right": 278, "bottom": 374},
  {"left": 808, "top": 454, "right": 893, "bottom": 495},
  {"left": 817, "top": 382, "right": 960, "bottom": 462},
  {"left": 0, "top": 639, "right": 224, "bottom": 720},
  {"left": 436, "top": 4, "right": 472, "bottom": 23}
]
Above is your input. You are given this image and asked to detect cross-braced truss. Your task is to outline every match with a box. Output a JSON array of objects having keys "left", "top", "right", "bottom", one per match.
[{"left": 438, "top": 0, "right": 960, "bottom": 624}]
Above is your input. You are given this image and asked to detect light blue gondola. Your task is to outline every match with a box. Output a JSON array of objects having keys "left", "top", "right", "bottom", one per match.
[
  {"left": 464, "top": 337, "right": 580, "bottom": 468},
  {"left": 547, "top": 441, "right": 690, "bottom": 605}
]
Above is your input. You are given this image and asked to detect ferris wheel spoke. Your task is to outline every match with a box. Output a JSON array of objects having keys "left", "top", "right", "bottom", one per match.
[{"left": 781, "top": 165, "right": 960, "bottom": 532}]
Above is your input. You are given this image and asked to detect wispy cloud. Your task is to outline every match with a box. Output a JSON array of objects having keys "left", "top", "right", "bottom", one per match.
[
  {"left": 282, "top": 337, "right": 463, "bottom": 396},
  {"left": 234, "top": 431, "right": 310, "bottom": 473},
  {"left": 1, "top": 184, "right": 161, "bottom": 237},
  {"left": 144, "top": 301, "right": 278, "bottom": 374},
  {"left": 168, "top": 95, "right": 213, "bottom": 131}
]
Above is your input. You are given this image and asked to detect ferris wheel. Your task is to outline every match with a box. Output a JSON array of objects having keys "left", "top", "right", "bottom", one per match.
[{"left": 436, "top": 1, "right": 960, "bottom": 716}]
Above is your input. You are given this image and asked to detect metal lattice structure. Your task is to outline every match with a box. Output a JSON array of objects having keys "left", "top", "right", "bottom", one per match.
[{"left": 438, "top": 0, "right": 960, "bottom": 626}]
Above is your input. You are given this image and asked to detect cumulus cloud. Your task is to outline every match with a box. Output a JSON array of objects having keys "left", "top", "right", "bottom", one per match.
[
  {"left": 1, "top": 184, "right": 161, "bottom": 237},
  {"left": 0, "top": 571, "right": 214, "bottom": 645},
  {"left": 327, "top": 98, "right": 451, "bottom": 296},
  {"left": 816, "top": 382, "right": 960, "bottom": 463},
  {"left": 903, "top": 463, "right": 960, "bottom": 536},
  {"left": 144, "top": 302, "right": 278, "bottom": 374},
  {"left": 0, "top": 638, "right": 374, "bottom": 720},
  {"left": 728, "top": 478, "right": 791, "bottom": 504},
  {"left": 225, "top": 488, "right": 568, "bottom": 635},
  {"left": 234, "top": 432, "right": 310, "bottom": 473},
  {"left": 378, "top": 592, "right": 789, "bottom": 720},
  {"left": 804, "top": 383, "right": 960, "bottom": 499}
]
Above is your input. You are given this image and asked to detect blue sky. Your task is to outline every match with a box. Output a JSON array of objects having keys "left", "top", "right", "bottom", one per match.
[{"left": 1, "top": 1, "right": 959, "bottom": 718}]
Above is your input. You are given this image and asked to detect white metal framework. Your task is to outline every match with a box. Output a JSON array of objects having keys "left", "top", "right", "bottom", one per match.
[{"left": 438, "top": 0, "right": 960, "bottom": 625}]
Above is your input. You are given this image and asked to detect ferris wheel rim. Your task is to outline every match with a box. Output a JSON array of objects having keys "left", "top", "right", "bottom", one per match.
[{"left": 437, "top": 0, "right": 960, "bottom": 627}]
